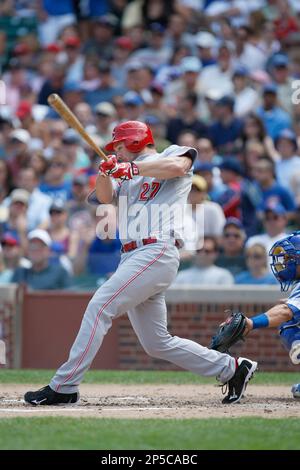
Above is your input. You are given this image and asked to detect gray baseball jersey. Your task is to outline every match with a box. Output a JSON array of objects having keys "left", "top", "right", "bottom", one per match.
[
  {"left": 117, "top": 145, "right": 196, "bottom": 244},
  {"left": 88, "top": 145, "right": 197, "bottom": 244},
  {"left": 50, "top": 145, "right": 236, "bottom": 394}
]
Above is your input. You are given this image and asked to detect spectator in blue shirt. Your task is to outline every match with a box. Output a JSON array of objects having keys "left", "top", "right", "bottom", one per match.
[
  {"left": 235, "top": 243, "right": 277, "bottom": 285},
  {"left": 252, "top": 156, "right": 295, "bottom": 217},
  {"left": 12, "top": 229, "right": 71, "bottom": 290},
  {"left": 38, "top": 65, "right": 66, "bottom": 106},
  {"left": 195, "top": 32, "right": 217, "bottom": 68},
  {"left": 208, "top": 95, "right": 243, "bottom": 156},
  {"left": 166, "top": 91, "right": 207, "bottom": 144},
  {"left": 42, "top": 0, "right": 74, "bottom": 17},
  {"left": 38, "top": 1, "right": 76, "bottom": 45},
  {"left": 39, "top": 154, "right": 72, "bottom": 203},
  {"left": 87, "top": 205, "right": 121, "bottom": 277},
  {"left": 83, "top": 61, "right": 125, "bottom": 108},
  {"left": 256, "top": 83, "right": 292, "bottom": 140},
  {"left": 87, "top": 236, "right": 121, "bottom": 277}
]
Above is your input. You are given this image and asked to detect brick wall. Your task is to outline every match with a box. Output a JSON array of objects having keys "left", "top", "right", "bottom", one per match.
[
  {"left": 18, "top": 286, "right": 299, "bottom": 371},
  {"left": 118, "top": 297, "right": 296, "bottom": 372}
]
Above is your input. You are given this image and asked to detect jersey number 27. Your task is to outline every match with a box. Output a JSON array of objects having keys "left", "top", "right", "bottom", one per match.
[{"left": 139, "top": 182, "right": 161, "bottom": 201}]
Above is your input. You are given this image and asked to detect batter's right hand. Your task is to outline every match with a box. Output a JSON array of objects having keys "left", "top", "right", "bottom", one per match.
[{"left": 99, "top": 155, "right": 118, "bottom": 176}]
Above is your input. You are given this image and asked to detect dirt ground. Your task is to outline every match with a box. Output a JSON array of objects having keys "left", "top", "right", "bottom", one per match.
[{"left": 0, "top": 384, "right": 299, "bottom": 419}]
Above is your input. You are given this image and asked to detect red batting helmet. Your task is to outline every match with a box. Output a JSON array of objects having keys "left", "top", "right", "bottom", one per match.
[{"left": 105, "top": 121, "right": 154, "bottom": 153}]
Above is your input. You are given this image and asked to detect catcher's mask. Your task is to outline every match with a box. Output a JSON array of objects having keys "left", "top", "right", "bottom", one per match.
[{"left": 269, "top": 232, "right": 300, "bottom": 291}]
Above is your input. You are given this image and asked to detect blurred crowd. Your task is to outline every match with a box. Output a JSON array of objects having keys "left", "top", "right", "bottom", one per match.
[{"left": 1, "top": 0, "right": 300, "bottom": 289}]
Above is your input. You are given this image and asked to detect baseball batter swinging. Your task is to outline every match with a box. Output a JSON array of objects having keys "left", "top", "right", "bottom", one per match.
[{"left": 25, "top": 121, "right": 257, "bottom": 406}]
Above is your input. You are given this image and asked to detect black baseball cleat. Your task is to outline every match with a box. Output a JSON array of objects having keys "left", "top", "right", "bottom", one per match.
[
  {"left": 24, "top": 385, "right": 79, "bottom": 406},
  {"left": 222, "top": 357, "right": 258, "bottom": 404}
]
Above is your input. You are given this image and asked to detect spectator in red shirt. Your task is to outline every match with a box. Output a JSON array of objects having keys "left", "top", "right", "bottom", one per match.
[
  {"left": 217, "top": 159, "right": 244, "bottom": 219},
  {"left": 273, "top": 0, "right": 299, "bottom": 41}
]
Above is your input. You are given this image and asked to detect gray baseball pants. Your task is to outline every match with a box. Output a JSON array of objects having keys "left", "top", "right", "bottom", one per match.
[{"left": 50, "top": 241, "right": 235, "bottom": 393}]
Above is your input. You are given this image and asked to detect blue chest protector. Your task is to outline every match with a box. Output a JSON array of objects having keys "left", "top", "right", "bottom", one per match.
[{"left": 280, "top": 283, "right": 300, "bottom": 363}]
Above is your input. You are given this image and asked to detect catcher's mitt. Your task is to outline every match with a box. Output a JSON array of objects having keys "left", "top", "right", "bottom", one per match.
[{"left": 209, "top": 311, "right": 247, "bottom": 353}]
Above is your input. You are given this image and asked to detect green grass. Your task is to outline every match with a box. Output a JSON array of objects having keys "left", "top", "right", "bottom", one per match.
[
  {"left": 0, "top": 369, "right": 299, "bottom": 385},
  {"left": 1, "top": 370, "right": 299, "bottom": 450},
  {"left": 0, "top": 417, "right": 299, "bottom": 450}
]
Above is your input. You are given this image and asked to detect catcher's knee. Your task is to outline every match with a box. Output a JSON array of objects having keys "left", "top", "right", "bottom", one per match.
[
  {"left": 290, "top": 342, "right": 300, "bottom": 365},
  {"left": 279, "top": 319, "right": 300, "bottom": 364}
]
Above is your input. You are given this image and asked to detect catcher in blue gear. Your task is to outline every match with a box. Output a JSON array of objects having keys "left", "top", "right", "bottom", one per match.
[{"left": 210, "top": 232, "right": 300, "bottom": 399}]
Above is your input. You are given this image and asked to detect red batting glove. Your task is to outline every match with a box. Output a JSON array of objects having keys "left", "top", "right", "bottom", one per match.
[
  {"left": 99, "top": 155, "right": 139, "bottom": 181},
  {"left": 110, "top": 161, "right": 139, "bottom": 180},
  {"left": 99, "top": 155, "right": 118, "bottom": 176}
]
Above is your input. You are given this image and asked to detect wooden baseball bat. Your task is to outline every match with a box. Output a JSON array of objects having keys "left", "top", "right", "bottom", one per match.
[{"left": 47, "top": 93, "right": 108, "bottom": 160}]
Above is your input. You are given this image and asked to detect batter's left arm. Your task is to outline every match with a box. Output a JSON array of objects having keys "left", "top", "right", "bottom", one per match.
[{"left": 136, "top": 156, "right": 192, "bottom": 179}]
